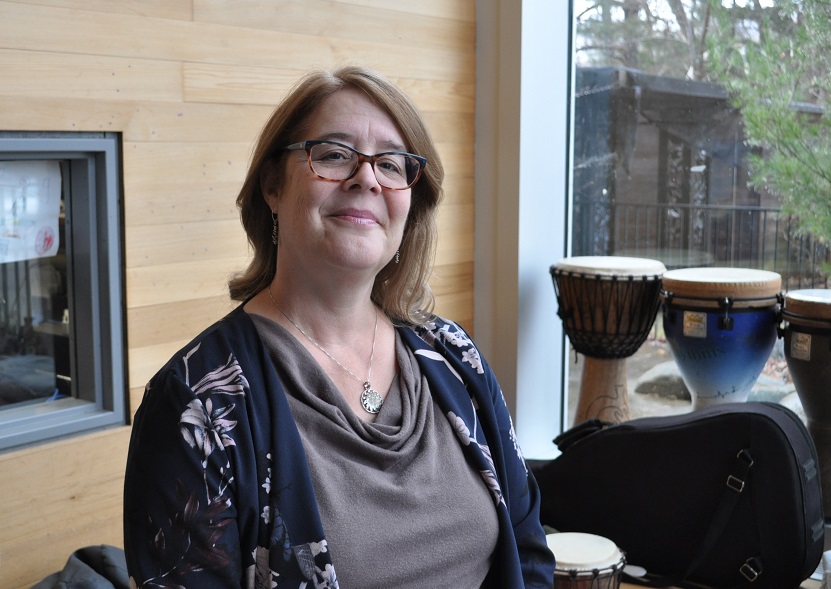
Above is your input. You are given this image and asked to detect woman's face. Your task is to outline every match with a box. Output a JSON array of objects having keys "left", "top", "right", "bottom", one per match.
[{"left": 266, "top": 88, "right": 412, "bottom": 283}]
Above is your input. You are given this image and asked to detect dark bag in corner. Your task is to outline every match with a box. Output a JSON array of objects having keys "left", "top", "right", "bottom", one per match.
[{"left": 535, "top": 402, "right": 825, "bottom": 589}]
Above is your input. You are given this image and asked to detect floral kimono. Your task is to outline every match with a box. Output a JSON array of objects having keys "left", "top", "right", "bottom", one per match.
[{"left": 123, "top": 306, "right": 555, "bottom": 588}]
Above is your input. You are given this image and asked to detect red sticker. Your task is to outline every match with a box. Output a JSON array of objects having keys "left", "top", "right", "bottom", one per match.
[{"left": 36, "top": 226, "right": 55, "bottom": 255}]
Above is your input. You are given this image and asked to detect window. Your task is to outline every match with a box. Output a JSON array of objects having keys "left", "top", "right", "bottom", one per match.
[
  {"left": 567, "top": 1, "right": 823, "bottom": 424},
  {"left": 0, "top": 132, "right": 126, "bottom": 450}
]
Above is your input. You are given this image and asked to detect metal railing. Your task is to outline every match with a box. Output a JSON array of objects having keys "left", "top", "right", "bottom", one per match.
[{"left": 573, "top": 200, "right": 831, "bottom": 289}]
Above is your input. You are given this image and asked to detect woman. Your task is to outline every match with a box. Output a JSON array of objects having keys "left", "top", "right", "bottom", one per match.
[{"left": 124, "top": 66, "right": 555, "bottom": 589}]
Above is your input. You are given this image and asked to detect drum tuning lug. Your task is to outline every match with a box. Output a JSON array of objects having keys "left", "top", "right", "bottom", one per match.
[
  {"left": 719, "top": 297, "right": 735, "bottom": 330},
  {"left": 719, "top": 296, "right": 734, "bottom": 310},
  {"left": 661, "top": 291, "right": 674, "bottom": 323}
]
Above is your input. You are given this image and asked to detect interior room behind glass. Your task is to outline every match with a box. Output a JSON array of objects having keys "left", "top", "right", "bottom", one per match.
[{"left": 0, "top": 160, "right": 69, "bottom": 410}]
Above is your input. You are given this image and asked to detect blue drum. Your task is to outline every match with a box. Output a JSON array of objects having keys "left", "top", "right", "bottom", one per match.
[
  {"left": 781, "top": 289, "right": 831, "bottom": 516},
  {"left": 660, "top": 267, "right": 781, "bottom": 410}
]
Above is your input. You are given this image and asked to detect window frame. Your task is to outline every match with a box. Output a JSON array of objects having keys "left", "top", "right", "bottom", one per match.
[
  {"left": 0, "top": 132, "right": 126, "bottom": 450},
  {"left": 474, "top": 1, "right": 573, "bottom": 459}
]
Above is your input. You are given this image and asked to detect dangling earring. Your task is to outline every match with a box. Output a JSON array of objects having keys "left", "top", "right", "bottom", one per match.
[
  {"left": 271, "top": 211, "right": 278, "bottom": 245},
  {"left": 395, "top": 250, "right": 400, "bottom": 264}
]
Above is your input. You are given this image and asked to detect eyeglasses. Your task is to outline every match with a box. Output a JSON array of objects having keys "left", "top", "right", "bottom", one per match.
[{"left": 284, "top": 140, "right": 427, "bottom": 190}]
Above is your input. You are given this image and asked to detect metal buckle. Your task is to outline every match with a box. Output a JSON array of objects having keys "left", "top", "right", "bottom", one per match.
[
  {"left": 739, "top": 557, "right": 762, "bottom": 582},
  {"left": 727, "top": 450, "right": 753, "bottom": 492},
  {"left": 726, "top": 474, "right": 745, "bottom": 492}
]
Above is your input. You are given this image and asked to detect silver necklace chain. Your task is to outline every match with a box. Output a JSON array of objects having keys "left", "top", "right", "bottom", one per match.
[{"left": 267, "top": 285, "right": 383, "bottom": 414}]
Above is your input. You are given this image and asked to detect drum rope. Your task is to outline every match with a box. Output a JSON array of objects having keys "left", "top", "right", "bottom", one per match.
[
  {"left": 781, "top": 309, "right": 831, "bottom": 325},
  {"left": 553, "top": 270, "right": 663, "bottom": 358}
]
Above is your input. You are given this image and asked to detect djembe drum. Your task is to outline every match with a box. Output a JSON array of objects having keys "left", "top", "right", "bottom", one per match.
[
  {"left": 781, "top": 289, "right": 831, "bottom": 516},
  {"left": 660, "top": 267, "right": 781, "bottom": 410},
  {"left": 551, "top": 256, "right": 666, "bottom": 424},
  {"left": 546, "top": 532, "right": 626, "bottom": 589}
]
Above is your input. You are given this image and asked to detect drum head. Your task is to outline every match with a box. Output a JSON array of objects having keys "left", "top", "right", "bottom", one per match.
[
  {"left": 784, "top": 289, "right": 831, "bottom": 320},
  {"left": 546, "top": 532, "right": 623, "bottom": 571},
  {"left": 553, "top": 256, "right": 666, "bottom": 278},
  {"left": 661, "top": 267, "right": 781, "bottom": 302}
]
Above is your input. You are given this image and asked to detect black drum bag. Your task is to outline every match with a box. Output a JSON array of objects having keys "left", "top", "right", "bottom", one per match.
[{"left": 536, "top": 402, "right": 825, "bottom": 589}]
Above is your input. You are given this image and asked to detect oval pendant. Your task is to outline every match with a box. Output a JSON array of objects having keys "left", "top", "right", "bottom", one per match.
[{"left": 360, "top": 382, "right": 383, "bottom": 414}]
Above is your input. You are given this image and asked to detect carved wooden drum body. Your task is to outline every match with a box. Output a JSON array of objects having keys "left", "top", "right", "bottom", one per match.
[{"left": 660, "top": 267, "right": 781, "bottom": 410}]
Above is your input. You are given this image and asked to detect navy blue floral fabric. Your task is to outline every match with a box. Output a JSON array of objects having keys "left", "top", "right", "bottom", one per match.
[{"left": 123, "top": 306, "right": 554, "bottom": 588}]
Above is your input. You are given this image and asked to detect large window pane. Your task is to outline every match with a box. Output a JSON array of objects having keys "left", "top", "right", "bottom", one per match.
[{"left": 568, "top": 1, "right": 825, "bottom": 424}]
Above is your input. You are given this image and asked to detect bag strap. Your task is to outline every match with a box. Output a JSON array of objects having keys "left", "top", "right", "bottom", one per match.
[
  {"left": 621, "top": 573, "right": 712, "bottom": 589},
  {"left": 552, "top": 418, "right": 611, "bottom": 452},
  {"left": 622, "top": 448, "right": 761, "bottom": 589}
]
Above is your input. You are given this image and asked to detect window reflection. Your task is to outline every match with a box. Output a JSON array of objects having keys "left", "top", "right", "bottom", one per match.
[{"left": 0, "top": 162, "right": 70, "bottom": 410}]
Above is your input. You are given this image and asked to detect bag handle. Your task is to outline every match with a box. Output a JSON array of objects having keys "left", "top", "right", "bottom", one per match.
[{"left": 552, "top": 418, "right": 612, "bottom": 452}]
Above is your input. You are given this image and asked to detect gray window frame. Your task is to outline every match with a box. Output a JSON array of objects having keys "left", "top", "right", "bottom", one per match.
[{"left": 0, "top": 132, "right": 126, "bottom": 450}]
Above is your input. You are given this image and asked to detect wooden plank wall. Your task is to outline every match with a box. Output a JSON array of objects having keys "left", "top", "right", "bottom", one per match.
[{"left": 0, "top": 1, "right": 475, "bottom": 587}]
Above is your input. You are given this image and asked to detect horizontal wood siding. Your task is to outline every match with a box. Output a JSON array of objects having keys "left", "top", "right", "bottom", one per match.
[{"left": 0, "top": 1, "right": 475, "bottom": 586}]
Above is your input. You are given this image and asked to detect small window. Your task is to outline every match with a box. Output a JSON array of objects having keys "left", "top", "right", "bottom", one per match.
[{"left": 0, "top": 132, "right": 126, "bottom": 450}]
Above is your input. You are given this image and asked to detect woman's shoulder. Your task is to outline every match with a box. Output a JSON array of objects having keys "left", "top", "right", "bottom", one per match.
[
  {"left": 401, "top": 314, "right": 486, "bottom": 376},
  {"left": 406, "top": 314, "right": 475, "bottom": 349},
  {"left": 150, "top": 304, "right": 261, "bottom": 382}
]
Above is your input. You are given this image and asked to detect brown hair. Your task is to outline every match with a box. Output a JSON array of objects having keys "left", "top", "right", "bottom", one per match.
[{"left": 228, "top": 66, "right": 444, "bottom": 325}]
